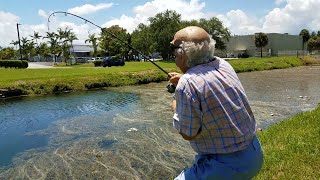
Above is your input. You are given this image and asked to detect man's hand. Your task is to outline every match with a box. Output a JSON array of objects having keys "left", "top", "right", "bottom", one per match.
[{"left": 168, "top": 72, "right": 182, "bottom": 86}]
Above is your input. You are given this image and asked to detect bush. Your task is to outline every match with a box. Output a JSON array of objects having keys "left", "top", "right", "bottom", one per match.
[
  {"left": 0, "top": 60, "right": 28, "bottom": 68},
  {"left": 93, "top": 60, "right": 103, "bottom": 67}
]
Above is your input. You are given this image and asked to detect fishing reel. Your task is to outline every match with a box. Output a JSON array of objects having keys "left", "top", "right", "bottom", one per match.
[{"left": 166, "top": 83, "right": 176, "bottom": 93}]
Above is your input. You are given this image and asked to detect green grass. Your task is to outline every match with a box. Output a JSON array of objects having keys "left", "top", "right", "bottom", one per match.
[
  {"left": 0, "top": 61, "right": 178, "bottom": 87},
  {"left": 229, "top": 56, "right": 303, "bottom": 72},
  {"left": 254, "top": 105, "right": 320, "bottom": 179},
  {"left": 0, "top": 57, "right": 303, "bottom": 96}
]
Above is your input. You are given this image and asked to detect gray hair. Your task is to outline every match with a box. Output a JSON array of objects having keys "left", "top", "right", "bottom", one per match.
[{"left": 178, "top": 36, "right": 216, "bottom": 68}]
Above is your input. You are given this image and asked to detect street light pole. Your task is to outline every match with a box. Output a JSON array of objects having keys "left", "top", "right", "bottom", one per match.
[{"left": 16, "top": 23, "right": 23, "bottom": 60}]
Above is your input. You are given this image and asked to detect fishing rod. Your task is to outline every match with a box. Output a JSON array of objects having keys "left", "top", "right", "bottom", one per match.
[{"left": 47, "top": 11, "right": 176, "bottom": 93}]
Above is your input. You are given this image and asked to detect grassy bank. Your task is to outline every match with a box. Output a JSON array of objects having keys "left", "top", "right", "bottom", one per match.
[
  {"left": 0, "top": 57, "right": 303, "bottom": 96},
  {"left": 254, "top": 105, "right": 320, "bottom": 179}
]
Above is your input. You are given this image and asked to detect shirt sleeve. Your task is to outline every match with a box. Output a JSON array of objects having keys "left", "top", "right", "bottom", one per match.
[{"left": 173, "top": 79, "right": 202, "bottom": 137}]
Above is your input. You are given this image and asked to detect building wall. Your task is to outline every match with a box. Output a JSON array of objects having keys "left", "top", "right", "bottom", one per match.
[
  {"left": 226, "top": 35, "right": 255, "bottom": 57},
  {"left": 266, "top": 33, "right": 303, "bottom": 56},
  {"left": 225, "top": 33, "right": 303, "bottom": 57}
]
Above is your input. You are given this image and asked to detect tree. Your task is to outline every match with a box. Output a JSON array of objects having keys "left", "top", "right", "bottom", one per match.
[
  {"left": 299, "top": 29, "right": 310, "bottom": 56},
  {"left": 307, "top": 36, "right": 320, "bottom": 51},
  {"left": 31, "top": 31, "right": 42, "bottom": 61},
  {"left": 56, "top": 27, "right": 76, "bottom": 64},
  {"left": 85, "top": 33, "right": 98, "bottom": 58},
  {"left": 0, "top": 47, "right": 15, "bottom": 60},
  {"left": 38, "top": 42, "right": 50, "bottom": 61},
  {"left": 149, "top": 10, "right": 181, "bottom": 59},
  {"left": 131, "top": 10, "right": 230, "bottom": 60},
  {"left": 99, "top": 25, "right": 128, "bottom": 58},
  {"left": 20, "top": 37, "right": 36, "bottom": 60},
  {"left": 198, "top": 18, "right": 231, "bottom": 50},
  {"left": 254, "top": 32, "right": 268, "bottom": 58},
  {"left": 131, "top": 24, "right": 155, "bottom": 61},
  {"left": 10, "top": 40, "right": 19, "bottom": 50},
  {"left": 44, "top": 32, "right": 60, "bottom": 63},
  {"left": 67, "top": 32, "right": 78, "bottom": 58}
]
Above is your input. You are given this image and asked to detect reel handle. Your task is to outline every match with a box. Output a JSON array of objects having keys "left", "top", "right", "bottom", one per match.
[{"left": 166, "top": 83, "right": 176, "bottom": 93}]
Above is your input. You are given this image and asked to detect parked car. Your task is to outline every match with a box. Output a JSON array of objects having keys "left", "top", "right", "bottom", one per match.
[
  {"left": 102, "top": 57, "right": 125, "bottom": 67},
  {"left": 87, "top": 58, "right": 95, "bottom": 63},
  {"left": 238, "top": 53, "right": 249, "bottom": 58}
]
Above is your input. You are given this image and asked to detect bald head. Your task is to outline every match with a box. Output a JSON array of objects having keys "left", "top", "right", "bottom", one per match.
[
  {"left": 171, "top": 26, "right": 216, "bottom": 70},
  {"left": 171, "top": 26, "right": 210, "bottom": 46}
]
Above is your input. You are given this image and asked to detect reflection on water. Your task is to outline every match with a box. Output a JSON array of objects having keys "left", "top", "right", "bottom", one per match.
[{"left": 0, "top": 66, "right": 319, "bottom": 179}]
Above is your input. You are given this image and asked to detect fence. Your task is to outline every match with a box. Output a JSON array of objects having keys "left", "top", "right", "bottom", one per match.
[
  {"left": 254, "top": 51, "right": 271, "bottom": 57},
  {"left": 277, "top": 50, "right": 308, "bottom": 57}
]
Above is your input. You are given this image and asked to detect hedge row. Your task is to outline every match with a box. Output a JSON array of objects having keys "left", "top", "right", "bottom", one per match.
[
  {"left": 0, "top": 60, "right": 28, "bottom": 68},
  {"left": 93, "top": 60, "right": 103, "bottom": 67}
]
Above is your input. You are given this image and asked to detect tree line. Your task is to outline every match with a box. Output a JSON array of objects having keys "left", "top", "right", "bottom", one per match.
[
  {"left": 299, "top": 29, "right": 320, "bottom": 52},
  {"left": 0, "top": 10, "right": 231, "bottom": 63}
]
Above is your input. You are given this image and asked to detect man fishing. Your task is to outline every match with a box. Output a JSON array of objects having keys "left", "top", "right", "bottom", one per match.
[{"left": 168, "top": 26, "right": 264, "bottom": 180}]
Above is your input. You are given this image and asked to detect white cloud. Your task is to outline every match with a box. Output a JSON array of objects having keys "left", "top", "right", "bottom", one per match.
[
  {"left": 217, "top": 0, "right": 320, "bottom": 35},
  {"left": 38, "top": 9, "right": 48, "bottom": 19},
  {"left": 134, "top": 0, "right": 205, "bottom": 21},
  {"left": 68, "top": 3, "right": 113, "bottom": 16},
  {"left": 104, "top": 0, "right": 206, "bottom": 33},
  {"left": 263, "top": 0, "right": 320, "bottom": 34},
  {"left": 46, "top": 19, "right": 100, "bottom": 45},
  {"left": 102, "top": 15, "right": 139, "bottom": 33},
  {"left": 2, "top": 0, "right": 320, "bottom": 47},
  {"left": 0, "top": 11, "right": 20, "bottom": 47},
  {"left": 217, "top": 9, "right": 261, "bottom": 35}
]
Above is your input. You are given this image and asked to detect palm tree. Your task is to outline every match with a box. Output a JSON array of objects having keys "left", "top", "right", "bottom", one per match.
[
  {"left": 67, "top": 32, "right": 78, "bottom": 57},
  {"left": 299, "top": 29, "right": 310, "bottom": 58},
  {"left": 254, "top": 32, "right": 268, "bottom": 58},
  {"left": 10, "top": 40, "right": 19, "bottom": 49},
  {"left": 44, "top": 32, "right": 60, "bottom": 63},
  {"left": 31, "top": 31, "right": 42, "bottom": 61},
  {"left": 20, "top": 37, "right": 30, "bottom": 59},
  {"left": 38, "top": 42, "right": 50, "bottom": 61},
  {"left": 57, "top": 27, "right": 74, "bottom": 64},
  {"left": 85, "top": 33, "right": 98, "bottom": 58}
]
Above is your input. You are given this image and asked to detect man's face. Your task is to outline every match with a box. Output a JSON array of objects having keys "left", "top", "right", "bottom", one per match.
[
  {"left": 170, "top": 40, "right": 188, "bottom": 73},
  {"left": 173, "top": 48, "right": 188, "bottom": 72}
]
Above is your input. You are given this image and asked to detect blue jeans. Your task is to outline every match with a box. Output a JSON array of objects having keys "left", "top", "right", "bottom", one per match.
[{"left": 175, "top": 136, "right": 264, "bottom": 180}]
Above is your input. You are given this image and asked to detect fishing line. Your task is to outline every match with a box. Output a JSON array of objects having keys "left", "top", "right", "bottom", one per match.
[{"left": 47, "top": 11, "right": 176, "bottom": 93}]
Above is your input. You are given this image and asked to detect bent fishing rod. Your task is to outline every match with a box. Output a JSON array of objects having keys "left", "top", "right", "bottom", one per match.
[{"left": 47, "top": 11, "right": 176, "bottom": 93}]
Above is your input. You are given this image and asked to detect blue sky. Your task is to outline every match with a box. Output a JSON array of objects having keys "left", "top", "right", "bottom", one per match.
[{"left": 0, "top": 0, "right": 319, "bottom": 47}]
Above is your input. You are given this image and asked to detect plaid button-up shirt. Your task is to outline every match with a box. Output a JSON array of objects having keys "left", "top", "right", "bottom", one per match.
[{"left": 173, "top": 57, "right": 256, "bottom": 154}]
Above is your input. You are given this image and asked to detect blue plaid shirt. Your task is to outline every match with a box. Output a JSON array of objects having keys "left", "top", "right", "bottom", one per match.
[{"left": 173, "top": 57, "right": 256, "bottom": 154}]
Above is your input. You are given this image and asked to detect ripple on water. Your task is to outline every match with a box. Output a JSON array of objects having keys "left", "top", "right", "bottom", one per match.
[{"left": 1, "top": 67, "right": 320, "bottom": 179}]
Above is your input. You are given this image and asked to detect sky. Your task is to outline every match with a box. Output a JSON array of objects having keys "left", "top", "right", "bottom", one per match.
[{"left": 1, "top": 0, "right": 320, "bottom": 47}]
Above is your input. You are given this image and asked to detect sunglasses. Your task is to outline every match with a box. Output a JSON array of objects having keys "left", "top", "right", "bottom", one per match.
[{"left": 170, "top": 43, "right": 181, "bottom": 53}]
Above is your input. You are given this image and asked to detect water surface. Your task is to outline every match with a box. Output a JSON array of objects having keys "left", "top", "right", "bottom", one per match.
[{"left": 0, "top": 66, "right": 319, "bottom": 179}]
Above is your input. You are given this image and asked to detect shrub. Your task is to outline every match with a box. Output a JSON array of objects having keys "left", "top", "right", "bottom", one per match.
[
  {"left": 93, "top": 60, "right": 103, "bottom": 67},
  {"left": 0, "top": 60, "right": 28, "bottom": 68}
]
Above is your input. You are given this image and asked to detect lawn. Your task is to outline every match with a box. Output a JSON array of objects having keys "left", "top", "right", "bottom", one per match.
[
  {"left": 254, "top": 105, "right": 320, "bottom": 179},
  {"left": 0, "top": 56, "right": 303, "bottom": 95}
]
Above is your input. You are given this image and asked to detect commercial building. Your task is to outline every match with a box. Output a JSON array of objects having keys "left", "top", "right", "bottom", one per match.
[{"left": 223, "top": 33, "right": 304, "bottom": 58}]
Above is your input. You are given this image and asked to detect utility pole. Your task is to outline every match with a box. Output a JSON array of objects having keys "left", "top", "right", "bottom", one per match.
[{"left": 16, "top": 23, "right": 22, "bottom": 60}]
